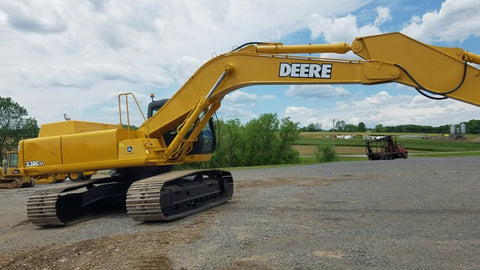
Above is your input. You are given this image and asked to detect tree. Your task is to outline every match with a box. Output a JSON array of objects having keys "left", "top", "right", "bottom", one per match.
[
  {"left": 243, "top": 113, "right": 279, "bottom": 165},
  {"left": 240, "top": 114, "right": 300, "bottom": 166},
  {"left": 357, "top": 122, "right": 366, "bottom": 132},
  {"left": 344, "top": 123, "right": 357, "bottom": 132},
  {"left": 374, "top": 124, "right": 384, "bottom": 133},
  {"left": 207, "top": 119, "right": 245, "bottom": 168},
  {"left": 275, "top": 117, "right": 300, "bottom": 164},
  {"left": 194, "top": 114, "right": 300, "bottom": 168},
  {"left": 335, "top": 120, "right": 345, "bottom": 131},
  {"left": 466, "top": 119, "right": 480, "bottom": 134},
  {"left": 315, "top": 142, "right": 338, "bottom": 162},
  {"left": 0, "top": 97, "right": 39, "bottom": 153},
  {"left": 302, "top": 123, "right": 321, "bottom": 132}
]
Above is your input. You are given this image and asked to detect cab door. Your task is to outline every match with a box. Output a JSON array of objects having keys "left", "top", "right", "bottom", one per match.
[{"left": 5, "top": 152, "right": 19, "bottom": 175}]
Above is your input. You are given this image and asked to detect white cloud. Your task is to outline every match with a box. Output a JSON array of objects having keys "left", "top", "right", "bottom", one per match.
[
  {"left": 217, "top": 105, "right": 257, "bottom": 123},
  {"left": 218, "top": 90, "right": 259, "bottom": 123},
  {"left": 0, "top": 10, "right": 9, "bottom": 26},
  {"left": 307, "top": 13, "right": 382, "bottom": 43},
  {"left": 286, "top": 85, "right": 350, "bottom": 99},
  {"left": 223, "top": 91, "right": 257, "bottom": 103},
  {"left": 1, "top": 0, "right": 68, "bottom": 33},
  {"left": 284, "top": 106, "right": 325, "bottom": 127},
  {"left": 374, "top": 7, "right": 391, "bottom": 26},
  {"left": 171, "top": 56, "right": 203, "bottom": 83},
  {"left": 401, "top": 0, "right": 480, "bottom": 42},
  {"left": 285, "top": 91, "right": 480, "bottom": 128}
]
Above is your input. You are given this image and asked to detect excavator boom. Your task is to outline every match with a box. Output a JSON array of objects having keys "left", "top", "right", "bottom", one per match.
[{"left": 138, "top": 32, "right": 479, "bottom": 163}]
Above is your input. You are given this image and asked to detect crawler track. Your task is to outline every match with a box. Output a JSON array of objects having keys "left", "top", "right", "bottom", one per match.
[
  {"left": 27, "top": 180, "right": 94, "bottom": 226},
  {"left": 0, "top": 180, "right": 21, "bottom": 189},
  {"left": 126, "top": 170, "right": 234, "bottom": 222},
  {"left": 27, "top": 179, "right": 129, "bottom": 227},
  {"left": 27, "top": 169, "right": 234, "bottom": 227},
  {"left": 27, "top": 191, "right": 65, "bottom": 226}
]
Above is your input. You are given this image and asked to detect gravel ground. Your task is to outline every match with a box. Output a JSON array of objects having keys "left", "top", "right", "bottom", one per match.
[{"left": 0, "top": 156, "right": 479, "bottom": 269}]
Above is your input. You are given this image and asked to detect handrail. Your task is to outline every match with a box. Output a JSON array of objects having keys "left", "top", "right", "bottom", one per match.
[{"left": 117, "top": 93, "right": 148, "bottom": 139}]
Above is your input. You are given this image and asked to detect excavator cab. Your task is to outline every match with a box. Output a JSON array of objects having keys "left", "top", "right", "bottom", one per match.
[
  {"left": 147, "top": 98, "right": 169, "bottom": 118},
  {"left": 147, "top": 98, "right": 217, "bottom": 155}
]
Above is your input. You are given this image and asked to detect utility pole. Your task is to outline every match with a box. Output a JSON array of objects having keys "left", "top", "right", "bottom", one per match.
[{"left": 332, "top": 118, "right": 335, "bottom": 147}]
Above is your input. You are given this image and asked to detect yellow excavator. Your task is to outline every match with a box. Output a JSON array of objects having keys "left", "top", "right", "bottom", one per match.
[
  {"left": 1, "top": 151, "right": 35, "bottom": 188},
  {"left": 22, "top": 32, "right": 479, "bottom": 226}
]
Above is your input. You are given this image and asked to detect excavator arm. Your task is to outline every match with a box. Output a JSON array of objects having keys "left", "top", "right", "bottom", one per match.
[{"left": 141, "top": 32, "right": 480, "bottom": 163}]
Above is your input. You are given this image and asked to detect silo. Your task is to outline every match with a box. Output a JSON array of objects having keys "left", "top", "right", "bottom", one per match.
[{"left": 450, "top": 124, "right": 456, "bottom": 134}]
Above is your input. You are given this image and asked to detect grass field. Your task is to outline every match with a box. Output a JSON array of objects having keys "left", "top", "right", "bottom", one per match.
[{"left": 295, "top": 132, "right": 480, "bottom": 160}]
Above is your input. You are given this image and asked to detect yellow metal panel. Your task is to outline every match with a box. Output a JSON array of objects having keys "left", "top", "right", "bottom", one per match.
[
  {"left": 255, "top": 42, "right": 351, "bottom": 54},
  {"left": 38, "top": 120, "right": 121, "bottom": 137},
  {"left": 183, "top": 153, "right": 212, "bottom": 163},
  {"left": 62, "top": 129, "right": 121, "bottom": 164},
  {"left": 351, "top": 32, "right": 480, "bottom": 105},
  {"left": 118, "top": 139, "right": 148, "bottom": 161},
  {"left": 22, "top": 136, "right": 62, "bottom": 173},
  {"left": 21, "top": 128, "right": 146, "bottom": 175}
]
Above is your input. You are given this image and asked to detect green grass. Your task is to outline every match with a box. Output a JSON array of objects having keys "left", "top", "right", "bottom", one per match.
[
  {"left": 296, "top": 134, "right": 480, "bottom": 153},
  {"left": 338, "top": 156, "right": 368, "bottom": 161},
  {"left": 410, "top": 151, "right": 480, "bottom": 157},
  {"left": 298, "top": 156, "right": 320, "bottom": 165},
  {"left": 398, "top": 138, "right": 480, "bottom": 152},
  {"left": 299, "top": 155, "right": 367, "bottom": 164}
]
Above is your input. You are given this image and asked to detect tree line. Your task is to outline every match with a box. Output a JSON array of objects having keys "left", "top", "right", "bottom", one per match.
[
  {"left": 375, "top": 120, "right": 480, "bottom": 134},
  {"left": 301, "top": 120, "right": 480, "bottom": 134}
]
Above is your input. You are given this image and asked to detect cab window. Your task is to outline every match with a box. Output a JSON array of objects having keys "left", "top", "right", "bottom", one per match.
[{"left": 8, "top": 153, "right": 18, "bottom": 168}]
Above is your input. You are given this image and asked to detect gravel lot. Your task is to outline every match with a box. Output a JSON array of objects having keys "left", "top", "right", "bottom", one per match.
[{"left": 0, "top": 156, "right": 479, "bottom": 269}]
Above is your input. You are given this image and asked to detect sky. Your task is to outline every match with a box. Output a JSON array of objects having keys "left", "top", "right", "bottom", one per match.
[{"left": 1, "top": 0, "right": 480, "bottom": 129}]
